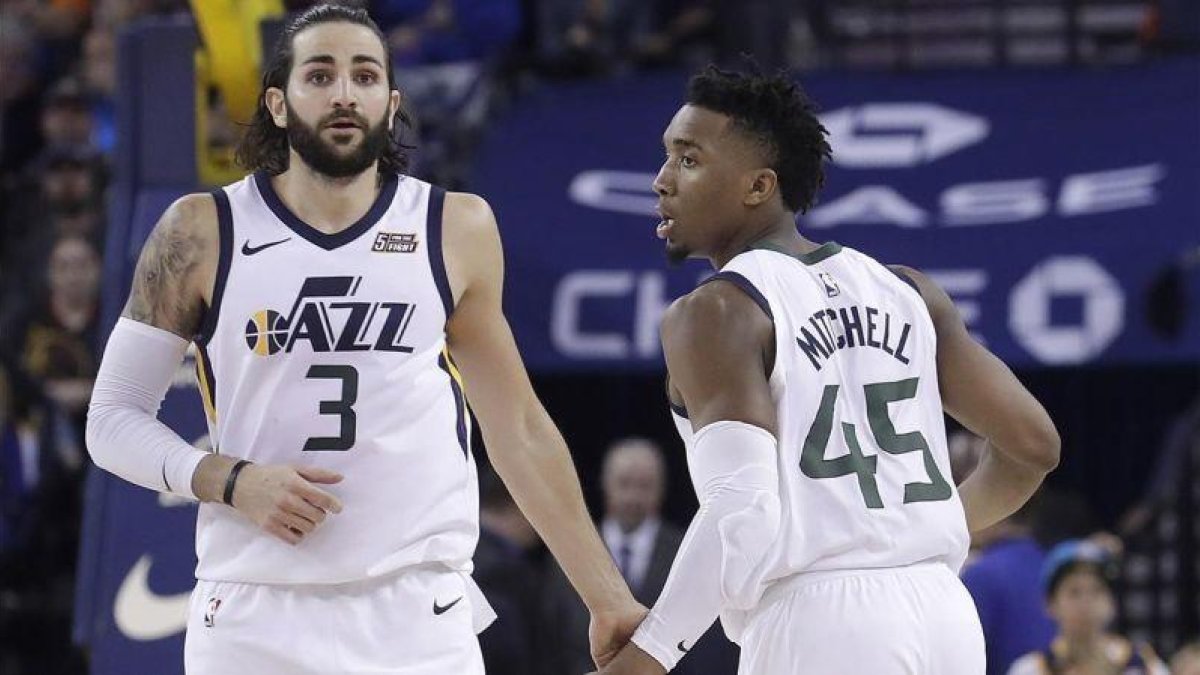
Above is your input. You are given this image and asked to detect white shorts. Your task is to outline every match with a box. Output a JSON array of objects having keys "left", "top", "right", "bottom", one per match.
[
  {"left": 735, "top": 562, "right": 985, "bottom": 675},
  {"left": 184, "top": 565, "right": 494, "bottom": 675}
]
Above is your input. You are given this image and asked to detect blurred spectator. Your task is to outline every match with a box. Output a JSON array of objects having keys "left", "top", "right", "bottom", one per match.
[
  {"left": 1007, "top": 541, "right": 1169, "bottom": 675},
  {"left": 80, "top": 24, "right": 118, "bottom": 153},
  {"left": 0, "top": 13, "right": 46, "bottom": 177},
  {"left": 474, "top": 468, "right": 545, "bottom": 675},
  {"left": 39, "top": 77, "right": 93, "bottom": 149},
  {"left": 1114, "top": 395, "right": 1200, "bottom": 654},
  {"left": 540, "top": 437, "right": 738, "bottom": 675},
  {"left": 2, "top": 0, "right": 90, "bottom": 41},
  {"left": 962, "top": 493, "right": 1056, "bottom": 675},
  {"left": 536, "top": 0, "right": 656, "bottom": 77},
  {"left": 1172, "top": 642, "right": 1200, "bottom": 675},
  {"left": 0, "top": 360, "right": 38, "bottom": 559},
  {"left": 1, "top": 144, "right": 105, "bottom": 319},
  {"left": 2, "top": 235, "right": 102, "bottom": 443},
  {"left": 371, "top": 0, "right": 521, "bottom": 66}
]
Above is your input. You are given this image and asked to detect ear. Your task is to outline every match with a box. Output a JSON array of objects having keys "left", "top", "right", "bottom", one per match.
[
  {"left": 744, "top": 168, "right": 779, "bottom": 207},
  {"left": 265, "top": 87, "right": 287, "bottom": 129},
  {"left": 388, "top": 89, "right": 401, "bottom": 131}
]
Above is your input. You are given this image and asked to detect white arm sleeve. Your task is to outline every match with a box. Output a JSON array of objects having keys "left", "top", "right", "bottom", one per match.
[
  {"left": 85, "top": 317, "right": 210, "bottom": 500},
  {"left": 631, "top": 421, "right": 781, "bottom": 671}
]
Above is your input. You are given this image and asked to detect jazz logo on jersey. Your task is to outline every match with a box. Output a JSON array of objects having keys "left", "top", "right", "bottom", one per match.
[
  {"left": 244, "top": 276, "right": 417, "bottom": 356},
  {"left": 203, "top": 598, "right": 221, "bottom": 628},
  {"left": 372, "top": 231, "right": 418, "bottom": 253},
  {"left": 818, "top": 272, "right": 840, "bottom": 298}
]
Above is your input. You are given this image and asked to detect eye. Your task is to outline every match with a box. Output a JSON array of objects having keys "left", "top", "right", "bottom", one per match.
[
  {"left": 308, "top": 71, "right": 331, "bottom": 85},
  {"left": 355, "top": 71, "right": 378, "bottom": 85},
  {"left": 681, "top": 155, "right": 697, "bottom": 168}
]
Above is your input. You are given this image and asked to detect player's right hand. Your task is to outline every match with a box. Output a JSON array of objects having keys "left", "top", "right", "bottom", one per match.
[{"left": 229, "top": 464, "right": 344, "bottom": 545}]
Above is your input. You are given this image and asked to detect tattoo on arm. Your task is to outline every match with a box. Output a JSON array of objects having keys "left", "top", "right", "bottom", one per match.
[{"left": 122, "top": 198, "right": 208, "bottom": 338}]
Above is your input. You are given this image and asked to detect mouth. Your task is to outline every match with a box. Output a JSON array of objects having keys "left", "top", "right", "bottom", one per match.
[
  {"left": 325, "top": 119, "right": 363, "bottom": 131},
  {"left": 656, "top": 206, "right": 677, "bottom": 241}
]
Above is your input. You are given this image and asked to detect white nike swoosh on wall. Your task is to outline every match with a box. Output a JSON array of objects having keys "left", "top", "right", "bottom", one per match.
[{"left": 113, "top": 554, "right": 192, "bottom": 641}]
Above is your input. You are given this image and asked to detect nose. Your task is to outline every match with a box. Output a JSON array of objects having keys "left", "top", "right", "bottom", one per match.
[
  {"left": 653, "top": 161, "right": 674, "bottom": 197},
  {"left": 330, "top": 76, "right": 357, "bottom": 110}
]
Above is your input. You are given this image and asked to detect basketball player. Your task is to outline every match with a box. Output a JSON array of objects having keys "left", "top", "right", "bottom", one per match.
[
  {"left": 594, "top": 67, "right": 1061, "bottom": 674},
  {"left": 85, "top": 5, "right": 644, "bottom": 673}
]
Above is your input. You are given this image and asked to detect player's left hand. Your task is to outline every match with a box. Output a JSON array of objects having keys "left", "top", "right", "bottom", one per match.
[
  {"left": 588, "top": 601, "right": 648, "bottom": 669},
  {"left": 588, "top": 641, "right": 667, "bottom": 675}
]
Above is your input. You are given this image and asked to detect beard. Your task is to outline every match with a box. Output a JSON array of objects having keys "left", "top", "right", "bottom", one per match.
[
  {"left": 665, "top": 240, "right": 690, "bottom": 266},
  {"left": 286, "top": 101, "right": 391, "bottom": 179}
]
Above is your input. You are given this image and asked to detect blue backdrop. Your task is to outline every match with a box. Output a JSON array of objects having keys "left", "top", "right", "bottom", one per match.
[{"left": 473, "top": 59, "right": 1200, "bottom": 372}]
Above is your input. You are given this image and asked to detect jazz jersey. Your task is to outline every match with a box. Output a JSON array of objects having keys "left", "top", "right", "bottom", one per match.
[
  {"left": 671, "top": 243, "right": 970, "bottom": 614},
  {"left": 191, "top": 171, "right": 477, "bottom": 585}
]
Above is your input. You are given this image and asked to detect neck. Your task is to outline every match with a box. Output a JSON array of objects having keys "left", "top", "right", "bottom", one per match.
[
  {"left": 1060, "top": 631, "right": 1108, "bottom": 657},
  {"left": 273, "top": 158, "right": 382, "bottom": 234},
  {"left": 709, "top": 210, "right": 819, "bottom": 269},
  {"left": 51, "top": 294, "right": 93, "bottom": 330}
]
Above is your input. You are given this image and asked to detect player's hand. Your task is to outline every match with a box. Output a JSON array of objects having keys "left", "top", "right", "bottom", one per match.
[
  {"left": 589, "top": 641, "right": 667, "bottom": 675},
  {"left": 589, "top": 601, "right": 649, "bottom": 669},
  {"left": 230, "top": 464, "right": 344, "bottom": 545}
]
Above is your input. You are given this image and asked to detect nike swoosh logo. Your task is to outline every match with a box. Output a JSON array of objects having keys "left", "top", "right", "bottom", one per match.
[
  {"left": 677, "top": 640, "right": 690, "bottom": 653},
  {"left": 113, "top": 554, "right": 191, "bottom": 640},
  {"left": 241, "top": 237, "right": 292, "bottom": 256},
  {"left": 433, "top": 596, "right": 463, "bottom": 615}
]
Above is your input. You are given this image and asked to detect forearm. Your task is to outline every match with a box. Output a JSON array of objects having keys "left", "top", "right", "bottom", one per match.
[
  {"left": 488, "top": 406, "right": 633, "bottom": 612},
  {"left": 633, "top": 422, "right": 780, "bottom": 672},
  {"left": 86, "top": 318, "right": 209, "bottom": 498},
  {"left": 957, "top": 445, "right": 1048, "bottom": 532}
]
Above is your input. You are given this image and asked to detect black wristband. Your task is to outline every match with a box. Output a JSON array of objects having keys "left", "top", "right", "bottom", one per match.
[{"left": 222, "top": 460, "right": 251, "bottom": 507}]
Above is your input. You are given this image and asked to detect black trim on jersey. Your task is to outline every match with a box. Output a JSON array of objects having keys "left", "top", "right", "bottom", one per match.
[
  {"left": 196, "top": 189, "right": 234, "bottom": 347},
  {"left": 702, "top": 271, "right": 774, "bottom": 321},
  {"left": 253, "top": 170, "right": 399, "bottom": 251},
  {"left": 425, "top": 186, "right": 454, "bottom": 321},
  {"left": 888, "top": 266, "right": 921, "bottom": 295},
  {"left": 437, "top": 352, "right": 470, "bottom": 459},
  {"left": 195, "top": 342, "right": 218, "bottom": 441}
]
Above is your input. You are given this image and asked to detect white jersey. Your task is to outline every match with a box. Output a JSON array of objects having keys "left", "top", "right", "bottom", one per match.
[
  {"left": 670, "top": 243, "right": 969, "bottom": 602},
  {"left": 192, "top": 171, "right": 477, "bottom": 584}
]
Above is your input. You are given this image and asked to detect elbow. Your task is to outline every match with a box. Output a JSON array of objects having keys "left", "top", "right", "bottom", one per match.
[
  {"left": 713, "top": 486, "right": 781, "bottom": 606},
  {"left": 84, "top": 402, "right": 114, "bottom": 472},
  {"left": 1012, "top": 418, "right": 1061, "bottom": 474}
]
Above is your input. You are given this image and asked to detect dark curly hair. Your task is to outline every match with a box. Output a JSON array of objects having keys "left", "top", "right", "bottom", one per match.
[
  {"left": 234, "top": 3, "right": 413, "bottom": 176},
  {"left": 686, "top": 65, "right": 831, "bottom": 214}
]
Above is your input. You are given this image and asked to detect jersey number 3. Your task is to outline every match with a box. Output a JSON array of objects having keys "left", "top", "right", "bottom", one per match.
[
  {"left": 303, "top": 365, "right": 358, "bottom": 451},
  {"left": 800, "top": 377, "right": 951, "bottom": 508}
]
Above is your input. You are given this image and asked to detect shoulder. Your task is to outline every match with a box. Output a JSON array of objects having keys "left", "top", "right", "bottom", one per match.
[
  {"left": 443, "top": 191, "right": 497, "bottom": 237},
  {"left": 887, "top": 264, "right": 958, "bottom": 328},
  {"left": 662, "top": 277, "right": 771, "bottom": 344},
  {"left": 153, "top": 192, "right": 220, "bottom": 249}
]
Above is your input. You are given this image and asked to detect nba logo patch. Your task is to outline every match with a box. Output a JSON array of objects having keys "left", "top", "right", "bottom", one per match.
[
  {"left": 819, "top": 272, "right": 840, "bottom": 297},
  {"left": 204, "top": 598, "right": 222, "bottom": 628}
]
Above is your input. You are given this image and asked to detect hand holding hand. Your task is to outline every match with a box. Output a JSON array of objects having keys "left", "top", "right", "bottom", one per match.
[
  {"left": 589, "top": 641, "right": 668, "bottom": 675},
  {"left": 589, "top": 601, "right": 649, "bottom": 668}
]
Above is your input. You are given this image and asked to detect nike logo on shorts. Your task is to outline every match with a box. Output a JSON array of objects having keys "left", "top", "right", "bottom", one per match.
[
  {"left": 433, "top": 596, "right": 463, "bottom": 615},
  {"left": 242, "top": 237, "right": 292, "bottom": 256}
]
